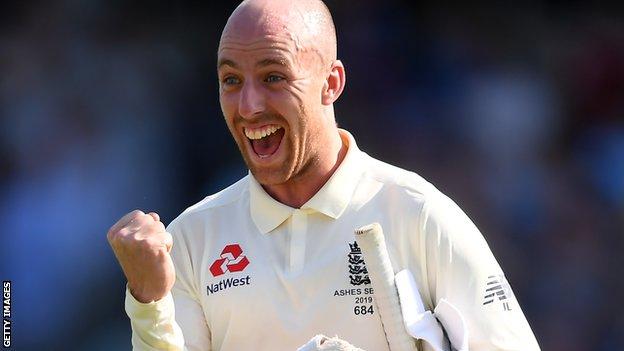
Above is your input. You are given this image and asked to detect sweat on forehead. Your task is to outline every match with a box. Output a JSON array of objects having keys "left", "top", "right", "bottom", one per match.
[{"left": 219, "top": 0, "right": 337, "bottom": 62}]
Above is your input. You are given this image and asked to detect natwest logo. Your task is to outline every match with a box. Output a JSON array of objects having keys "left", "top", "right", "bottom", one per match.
[{"left": 209, "top": 244, "right": 250, "bottom": 277}]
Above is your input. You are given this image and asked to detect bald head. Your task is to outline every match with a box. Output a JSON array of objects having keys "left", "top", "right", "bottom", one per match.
[
  {"left": 217, "top": 0, "right": 347, "bottom": 196},
  {"left": 220, "top": 0, "right": 337, "bottom": 68}
]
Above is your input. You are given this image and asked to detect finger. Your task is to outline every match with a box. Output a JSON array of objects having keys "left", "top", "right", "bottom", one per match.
[
  {"left": 143, "top": 231, "right": 173, "bottom": 252},
  {"left": 132, "top": 221, "right": 166, "bottom": 241},
  {"left": 109, "top": 210, "right": 145, "bottom": 234},
  {"left": 147, "top": 212, "right": 160, "bottom": 222},
  {"left": 127, "top": 214, "right": 155, "bottom": 232},
  {"left": 145, "top": 220, "right": 166, "bottom": 234}
]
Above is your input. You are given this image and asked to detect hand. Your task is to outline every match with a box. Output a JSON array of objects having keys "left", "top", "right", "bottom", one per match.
[{"left": 107, "top": 210, "right": 175, "bottom": 303}]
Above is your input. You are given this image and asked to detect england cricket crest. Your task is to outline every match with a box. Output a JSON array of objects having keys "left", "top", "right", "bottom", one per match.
[
  {"left": 332, "top": 241, "right": 375, "bottom": 317},
  {"left": 348, "top": 241, "right": 371, "bottom": 286}
]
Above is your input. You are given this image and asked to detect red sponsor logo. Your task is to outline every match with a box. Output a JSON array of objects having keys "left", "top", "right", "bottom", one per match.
[{"left": 209, "top": 244, "right": 250, "bottom": 277}]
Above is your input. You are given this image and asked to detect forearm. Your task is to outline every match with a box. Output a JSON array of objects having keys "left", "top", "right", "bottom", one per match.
[{"left": 126, "top": 288, "right": 185, "bottom": 351}]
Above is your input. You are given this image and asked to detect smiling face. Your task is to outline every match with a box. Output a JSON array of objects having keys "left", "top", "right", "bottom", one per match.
[{"left": 218, "top": 0, "right": 338, "bottom": 186}]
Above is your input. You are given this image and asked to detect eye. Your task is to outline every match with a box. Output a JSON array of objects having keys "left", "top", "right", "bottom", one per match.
[
  {"left": 265, "top": 74, "right": 284, "bottom": 83},
  {"left": 222, "top": 75, "right": 241, "bottom": 86}
]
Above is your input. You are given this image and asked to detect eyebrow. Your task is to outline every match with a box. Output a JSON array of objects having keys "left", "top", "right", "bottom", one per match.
[
  {"left": 218, "top": 59, "right": 238, "bottom": 70},
  {"left": 217, "top": 57, "right": 289, "bottom": 70},
  {"left": 256, "top": 58, "right": 288, "bottom": 68}
]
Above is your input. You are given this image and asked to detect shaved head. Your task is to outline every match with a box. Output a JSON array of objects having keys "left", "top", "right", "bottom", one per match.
[
  {"left": 220, "top": 0, "right": 337, "bottom": 69},
  {"left": 217, "top": 0, "right": 346, "bottom": 205}
]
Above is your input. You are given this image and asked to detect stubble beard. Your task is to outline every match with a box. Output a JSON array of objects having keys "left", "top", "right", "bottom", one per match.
[
  {"left": 230, "top": 118, "right": 300, "bottom": 187},
  {"left": 229, "top": 106, "right": 319, "bottom": 187},
  {"left": 244, "top": 136, "right": 299, "bottom": 186}
]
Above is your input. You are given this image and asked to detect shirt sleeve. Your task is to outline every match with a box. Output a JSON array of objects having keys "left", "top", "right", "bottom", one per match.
[
  {"left": 124, "top": 222, "right": 212, "bottom": 351},
  {"left": 421, "top": 193, "right": 540, "bottom": 351},
  {"left": 169, "top": 222, "right": 212, "bottom": 350},
  {"left": 125, "top": 288, "right": 185, "bottom": 350}
]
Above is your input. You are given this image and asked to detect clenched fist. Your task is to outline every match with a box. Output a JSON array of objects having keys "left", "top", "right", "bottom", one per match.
[{"left": 107, "top": 210, "right": 175, "bottom": 303}]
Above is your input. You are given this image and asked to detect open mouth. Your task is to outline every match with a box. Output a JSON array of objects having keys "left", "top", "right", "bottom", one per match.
[{"left": 244, "top": 124, "right": 285, "bottom": 159}]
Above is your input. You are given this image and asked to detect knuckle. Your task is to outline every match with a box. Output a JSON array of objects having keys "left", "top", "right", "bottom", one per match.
[
  {"left": 132, "top": 214, "right": 153, "bottom": 228},
  {"left": 151, "top": 221, "right": 166, "bottom": 232},
  {"left": 129, "top": 209, "right": 144, "bottom": 219},
  {"left": 123, "top": 231, "right": 146, "bottom": 246},
  {"left": 120, "top": 235, "right": 149, "bottom": 253},
  {"left": 107, "top": 227, "right": 124, "bottom": 243},
  {"left": 116, "top": 233, "right": 133, "bottom": 246},
  {"left": 119, "top": 227, "right": 133, "bottom": 236},
  {"left": 137, "top": 222, "right": 162, "bottom": 236},
  {"left": 140, "top": 237, "right": 166, "bottom": 254}
]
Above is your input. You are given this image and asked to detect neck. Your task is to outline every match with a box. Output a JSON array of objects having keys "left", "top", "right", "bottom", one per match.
[{"left": 263, "top": 130, "right": 347, "bottom": 208}]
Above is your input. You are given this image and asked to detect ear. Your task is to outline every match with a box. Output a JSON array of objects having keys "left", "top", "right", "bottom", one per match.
[{"left": 321, "top": 60, "right": 346, "bottom": 105}]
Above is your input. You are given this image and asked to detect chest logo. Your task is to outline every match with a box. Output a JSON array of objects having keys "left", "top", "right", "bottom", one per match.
[
  {"left": 331, "top": 241, "right": 375, "bottom": 317},
  {"left": 209, "top": 244, "right": 250, "bottom": 277},
  {"left": 348, "top": 241, "right": 371, "bottom": 286}
]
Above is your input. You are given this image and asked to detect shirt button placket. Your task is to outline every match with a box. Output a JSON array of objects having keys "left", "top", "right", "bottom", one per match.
[{"left": 289, "top": 209, "right": 307, "bottom": 275}]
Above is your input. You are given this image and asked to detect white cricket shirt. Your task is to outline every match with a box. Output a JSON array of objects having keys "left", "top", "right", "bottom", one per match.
[{"left": 125, "top": 130, "right": 540, "bottom": 350}]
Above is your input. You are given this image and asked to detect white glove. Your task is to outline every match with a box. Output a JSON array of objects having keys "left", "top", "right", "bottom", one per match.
[
  {"left": 297, "top": 335, "right": 365, "bottom": 351},
  {"left": 396, "top": 269, "right": 468, "bottom": 351}
]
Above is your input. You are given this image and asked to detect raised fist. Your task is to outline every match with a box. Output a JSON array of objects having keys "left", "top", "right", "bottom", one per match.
[{"left": 107, "top": 210, "right": 175, "bottom": 303}]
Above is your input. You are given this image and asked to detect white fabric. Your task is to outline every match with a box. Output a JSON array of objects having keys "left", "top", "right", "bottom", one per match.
[
  {"left": 125, "top": 129, "right": 541, "bottom": 351},
  {"left": 297, "top": 335, "right": 364, "bottom": 351},
  {"left": 297, "top": 335, "right": 327, "bottom": 351},
  {"left": 395, "top": 270, "right": 449, "bottom": 351},
  {"left": 434, "top": 299, "right": 469, "bottom": 351},
  {"left": 125, "top": 288, "right": 185, "bottom": 350},
  {"left": 395, "top": 269, "right": 469, "bottom": 351}
]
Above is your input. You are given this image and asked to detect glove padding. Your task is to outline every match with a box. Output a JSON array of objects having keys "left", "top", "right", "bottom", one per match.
[{"left": 297, "top": 335, "right": 365, "bottom": 351}]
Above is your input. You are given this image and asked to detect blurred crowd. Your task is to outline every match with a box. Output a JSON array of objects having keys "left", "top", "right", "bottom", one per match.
[{"left": 0, "top": 1, "right": 622, "bottom": 350}]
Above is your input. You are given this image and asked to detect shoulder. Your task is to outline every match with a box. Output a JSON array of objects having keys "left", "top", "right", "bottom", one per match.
[
  {"left": 357, "top": 152, "right": 468, "bottom": 223},
  {"left": 359, "top": 152, "right": 443, "bottom": 204},
  {"left": 360, "top": 154, "right": 486, "bottom": 252},
  {"left": 167, "top": 175, "right": 250, "bottom": 230},
  {"left": 364, "top": 154, "right": 482, "bottom": 239}
]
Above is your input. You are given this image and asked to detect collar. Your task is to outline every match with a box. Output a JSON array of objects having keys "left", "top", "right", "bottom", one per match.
[{"left": 249, "top": 129, "right": 364, "bottom": 234}]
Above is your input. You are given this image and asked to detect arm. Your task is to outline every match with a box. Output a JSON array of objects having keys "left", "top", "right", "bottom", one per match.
[
  {"left": 124, "top": 222, "right": 211, "bottom": 350},
  {"left": 125, "top": 289, "right": 185, "bottom": 350},
  {"left": 421, "top": 195, "right": 540, "bottom": 350},
  {"left": 168, "top": 222, "right": 212, "bottom": 350},
  {"left": 109, "top": 210, "right": 211, "bottom": 350}
]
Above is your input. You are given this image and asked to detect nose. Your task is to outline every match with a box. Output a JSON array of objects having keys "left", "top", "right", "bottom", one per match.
[{"left": 238, "top": 80, "right": 265, "bottom": 119}]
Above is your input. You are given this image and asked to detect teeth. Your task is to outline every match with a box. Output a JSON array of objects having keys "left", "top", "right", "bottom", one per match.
[{"left": 245, "top": 125, "right": 281, "bottom": 140}]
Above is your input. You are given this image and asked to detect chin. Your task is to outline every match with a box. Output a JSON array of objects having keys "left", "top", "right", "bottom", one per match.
[{"left": 248, "top": 166, "right": 289, "bottom": 186}]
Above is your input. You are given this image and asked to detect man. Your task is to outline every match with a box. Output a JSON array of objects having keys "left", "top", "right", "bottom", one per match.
[{"left": 107, "top": 0, "right": 541, "bottom": 350}]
